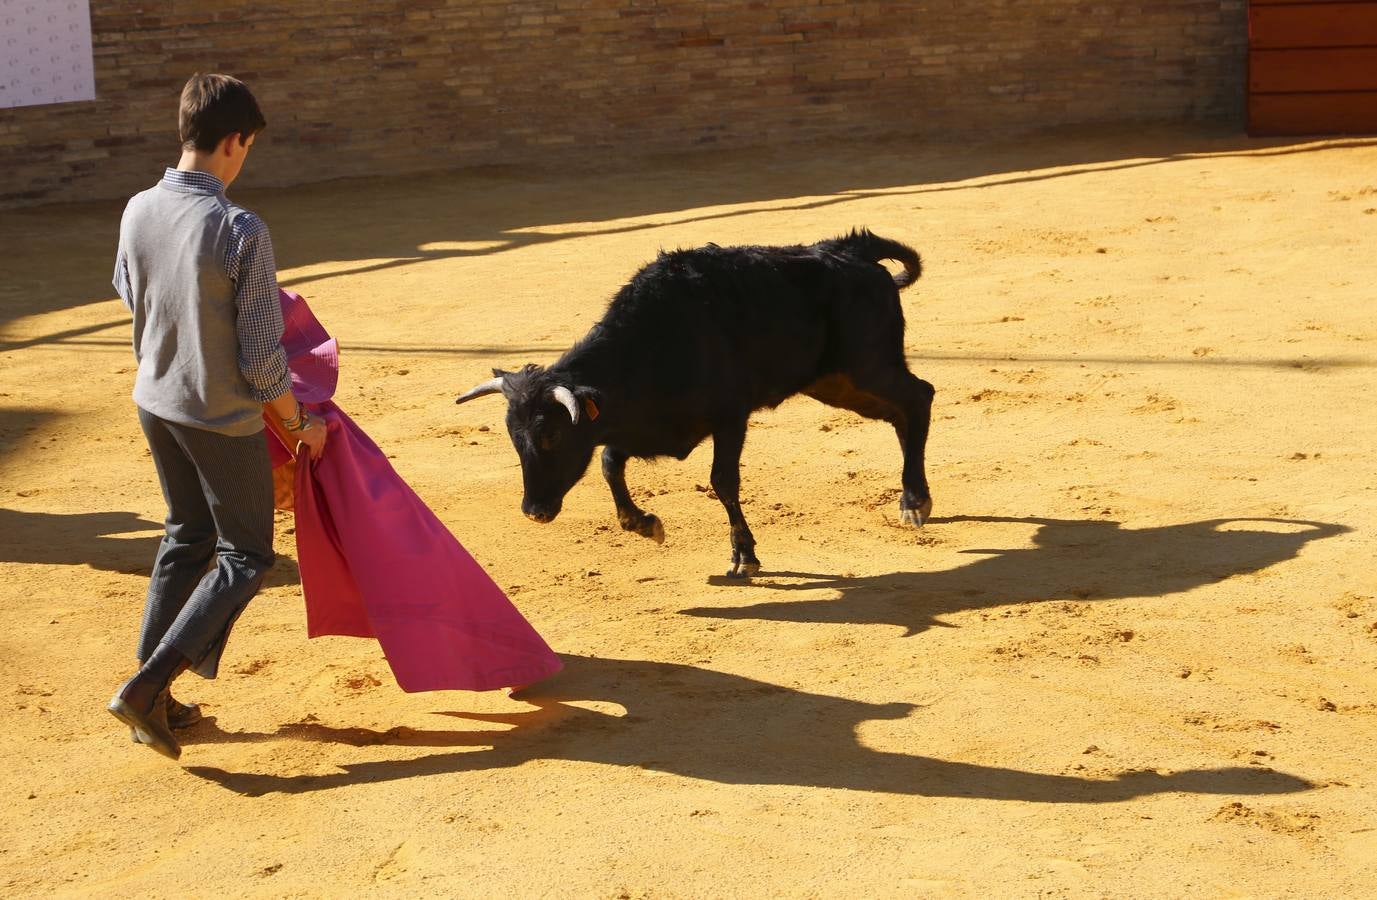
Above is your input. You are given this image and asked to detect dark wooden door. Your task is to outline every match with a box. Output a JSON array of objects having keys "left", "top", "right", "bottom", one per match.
[{"left": 1249, "top": 0, "right": 1377, "bottom": 134}]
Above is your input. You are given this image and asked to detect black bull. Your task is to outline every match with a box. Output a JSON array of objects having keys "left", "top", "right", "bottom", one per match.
[{"left": 455, "top": 229, "right": 935, "bottom": 577}]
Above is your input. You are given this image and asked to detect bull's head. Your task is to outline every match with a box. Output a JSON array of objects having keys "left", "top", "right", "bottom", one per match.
[{"left": 455, "top": 364, "right": 601, "bottom": 524}]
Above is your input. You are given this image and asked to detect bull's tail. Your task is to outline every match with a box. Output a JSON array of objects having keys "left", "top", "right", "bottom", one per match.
[{"left": 822, "top": 228, "right": 922, "bottom": 290}]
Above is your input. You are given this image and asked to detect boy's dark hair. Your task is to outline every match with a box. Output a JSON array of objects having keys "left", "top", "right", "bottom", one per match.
[{"left": 178, "top": 74, "right": 266, "bottom": 152}]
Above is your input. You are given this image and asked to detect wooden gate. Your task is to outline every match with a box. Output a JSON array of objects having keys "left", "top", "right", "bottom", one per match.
[{"left": 1249, "top": 0, "right": 1377, "bottom": 134}]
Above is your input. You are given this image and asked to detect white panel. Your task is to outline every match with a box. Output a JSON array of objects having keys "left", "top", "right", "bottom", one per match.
[{"left": 0, "top": 1, "right": 96, "bottom": 109}]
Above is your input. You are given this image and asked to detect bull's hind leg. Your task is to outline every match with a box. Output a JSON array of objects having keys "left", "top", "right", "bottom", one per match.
[
  {"left": 601, "top": 447, "right": 664, "bottom": 544},
  {"left": 888, "top": 370, "right": 936, "bottom": 526},
  {"left": 806, "top": 371, "right": 935, "bottom": 527},
  {"left": 711, "top": 419, "right": 761, "bottom": 578}
]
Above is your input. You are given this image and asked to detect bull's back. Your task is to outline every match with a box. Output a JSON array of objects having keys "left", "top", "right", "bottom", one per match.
[{"left": 607, "top": 246, "right": 871, "bottom": 409}]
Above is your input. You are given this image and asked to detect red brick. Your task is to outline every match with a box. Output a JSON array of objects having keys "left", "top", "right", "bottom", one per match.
[{"left": 2, "top": 0, "right": 1246, "bottom": 209}]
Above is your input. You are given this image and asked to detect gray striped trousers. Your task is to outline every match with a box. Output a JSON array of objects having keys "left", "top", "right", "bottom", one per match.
[{"left": 136, "top": 407, "right": 276, "bottom": 679}]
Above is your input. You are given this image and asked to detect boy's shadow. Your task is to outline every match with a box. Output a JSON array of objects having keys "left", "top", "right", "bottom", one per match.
[
  {"left": 686, "top": 516, "right": 1350, "bottom": 633},
  {"left": 185, "top": 653, "right": 1312, "bottom": 801}
]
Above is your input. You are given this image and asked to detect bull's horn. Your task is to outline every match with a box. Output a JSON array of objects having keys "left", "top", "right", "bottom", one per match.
[
  {"left": 552, "top": 385, "right": 579, "bottom": 424},
  {"left": 455, "top": 376, "right": 506, "bottom": 404}
]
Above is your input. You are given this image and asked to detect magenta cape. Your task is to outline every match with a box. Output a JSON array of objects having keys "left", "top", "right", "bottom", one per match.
[{"left": 265, "top": 289, "right": 562, "bottom": 693}]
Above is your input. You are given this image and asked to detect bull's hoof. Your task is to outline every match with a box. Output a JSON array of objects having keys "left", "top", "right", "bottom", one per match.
[
  {"left": 641, "top": 515, "right": 665, "bottom": 545},
  {"left": 899, "top": 497, "right": 934, "bottom": 528},
  {"left": 726, "top": 560, "right": 761, "bottom": 579},
  {"left": 619, "top": 512, "right": 666, "bottom": 544}
]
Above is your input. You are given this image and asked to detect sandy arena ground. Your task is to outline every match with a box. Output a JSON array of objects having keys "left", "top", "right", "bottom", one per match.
[{"left": 1, "top": 125, "right": 1375, "bottom": 897}]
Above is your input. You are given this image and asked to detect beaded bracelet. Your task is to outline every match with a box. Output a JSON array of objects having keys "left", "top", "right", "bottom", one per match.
[{"left": 280, "top": 402, "right": 311, "bottom": 432}]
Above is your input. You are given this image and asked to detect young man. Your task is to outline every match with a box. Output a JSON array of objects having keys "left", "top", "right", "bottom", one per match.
[{"left": 108, "top": 74, "right": 326, "bottom": 760}]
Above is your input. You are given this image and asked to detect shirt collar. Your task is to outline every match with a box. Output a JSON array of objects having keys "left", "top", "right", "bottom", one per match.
[{"left": 160, "top": 167, "right": 226, "bottom": 195}]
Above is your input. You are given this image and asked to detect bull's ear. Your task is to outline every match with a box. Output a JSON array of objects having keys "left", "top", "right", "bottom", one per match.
[{"left": 574, "top": 386, "right": 603, "bottom": 422}]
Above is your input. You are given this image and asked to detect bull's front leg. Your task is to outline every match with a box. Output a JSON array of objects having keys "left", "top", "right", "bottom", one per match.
[
  {"left": 711, "top": 421, "right": 760, "bottom": 578},
  {"left": 601, "top": 446, "right": 664, "bottom": 544}
]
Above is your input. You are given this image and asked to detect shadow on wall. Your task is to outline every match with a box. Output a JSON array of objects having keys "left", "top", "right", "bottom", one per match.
[
  {"left": 185, "top": 652, "right": 1314, "bottom": 800},
  {"left": 3, "top": 126, "right": 1376, "bottom": 341},
  {"left": 684, "top": 515, "right": 1351, "bottom": 633}
]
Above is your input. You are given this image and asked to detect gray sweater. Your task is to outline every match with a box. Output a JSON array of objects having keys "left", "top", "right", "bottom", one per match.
[{"left": 114, "top": 172, "right": 290, "bottom": 436}]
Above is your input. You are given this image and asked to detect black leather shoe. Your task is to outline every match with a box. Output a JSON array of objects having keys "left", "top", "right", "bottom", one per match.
[
  {"left": 109, "top": 683, "right": 181, "bottom": 760},
  {"left": 130, "top": 693, "right": 202, "bottom": 742},
  {"left": 166, "top": 694, "right": 201, "bottom": 728}
]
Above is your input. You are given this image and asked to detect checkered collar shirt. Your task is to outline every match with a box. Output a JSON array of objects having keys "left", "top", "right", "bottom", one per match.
[
  {"left": 113, "top": 168, "right": 292, "bottom": 404},
  {"left": 160, "top": 167, "right": 226, "bottom": 195}
]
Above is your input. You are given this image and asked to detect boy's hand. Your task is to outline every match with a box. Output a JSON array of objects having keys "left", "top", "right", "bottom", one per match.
[
  {"left": 268, "top": 395, "right": 327, "bottom": 461},
  {"left": 297, "top": 416, "right": 327, "bottom": 460}
]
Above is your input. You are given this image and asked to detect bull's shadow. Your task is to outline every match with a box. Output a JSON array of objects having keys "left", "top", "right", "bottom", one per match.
[
  {"left": 686, "top": 516, "right": 1349, "bottom": 633},
  {"left": 185, "top": 653, "right": 1312, "bottom": 801}
]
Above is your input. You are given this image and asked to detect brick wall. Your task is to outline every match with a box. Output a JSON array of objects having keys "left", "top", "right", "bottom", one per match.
[{"left": 0, "top": 1, "right": 1246, "bottom": 208}]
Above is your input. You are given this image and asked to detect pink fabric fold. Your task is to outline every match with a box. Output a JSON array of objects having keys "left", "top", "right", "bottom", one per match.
[
  {"left": 278, "top": 287, "right": 339, "bottom": 404},
  {"left": 266, "top": 289, "right": 562, "bottom": 693}
]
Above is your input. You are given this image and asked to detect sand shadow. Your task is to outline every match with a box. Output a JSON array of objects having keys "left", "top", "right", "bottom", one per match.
[
  {"left": 244, "top": 130, "right": 1377, "bottom": 296},
  {"left": 0, "top": 506, "right": 162, "bottom": 572},
  {"left": 0, "top": 408, "right": 58, "bottom": 468},
  {"left": 684, "top": 516, "right": 1350, "bottom": 634},
  {"left": 0, "top": 506, "right": 304, "bottom": 587},
  {"left": 0, "top": 404, "right": 303, "bottom": 578},
  {"left": 184, "top": 653, "right": 1312, "bottom": 802},
  {"left": 5, "top": 129, "right": 1376, "bottom": 340}
]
